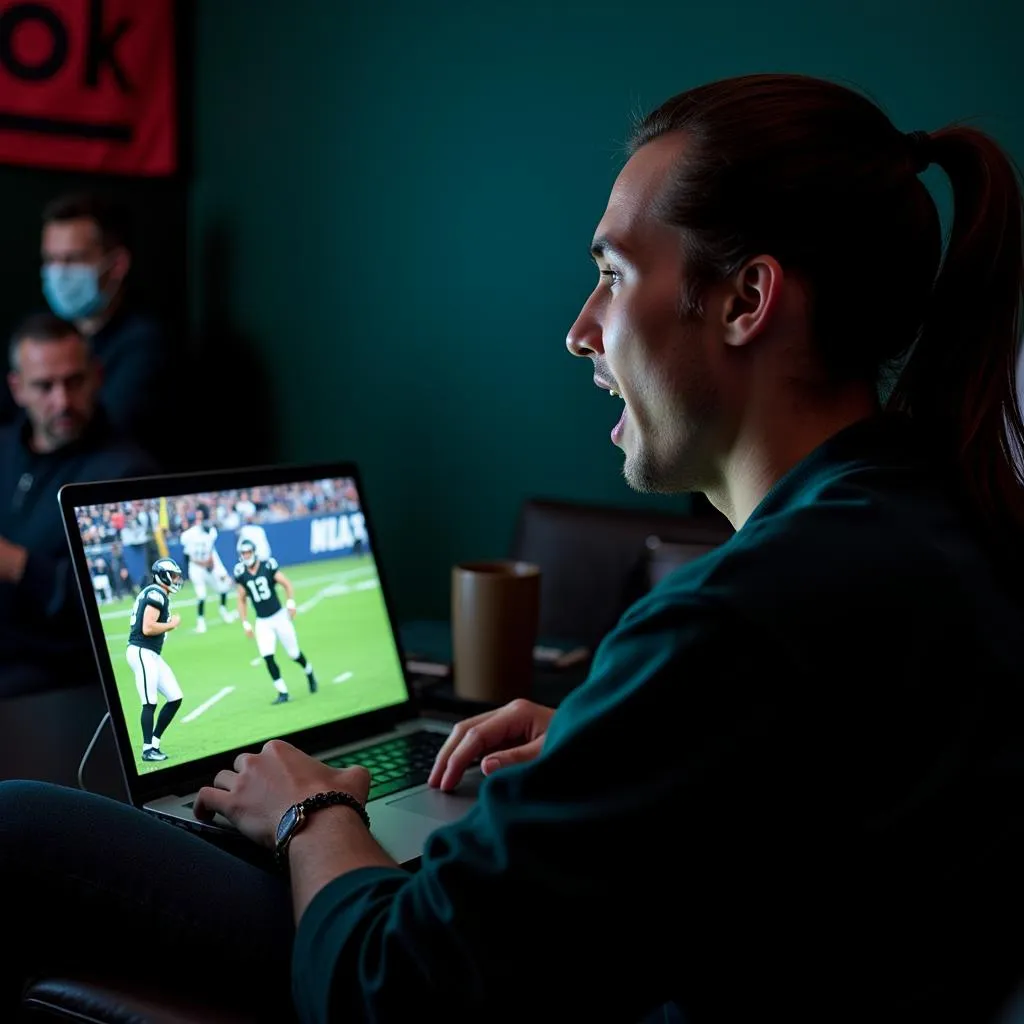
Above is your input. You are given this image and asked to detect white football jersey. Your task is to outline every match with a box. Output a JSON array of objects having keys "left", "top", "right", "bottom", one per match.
[
  {"left": 180, "top": 524, "right": 220, "bottom": 563},
  {"left": 237, "top": 523, "right": 272, "bottom": 561}
]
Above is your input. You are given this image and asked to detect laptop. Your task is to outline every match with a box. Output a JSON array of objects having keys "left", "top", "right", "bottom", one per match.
[{"left": 58, "top": 460, "right": 482, "bottom": 867}]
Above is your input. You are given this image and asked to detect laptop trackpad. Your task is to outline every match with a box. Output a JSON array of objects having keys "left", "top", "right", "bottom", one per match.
[{"left": 386, "top": 778, "right": 480, "bottom": 823}]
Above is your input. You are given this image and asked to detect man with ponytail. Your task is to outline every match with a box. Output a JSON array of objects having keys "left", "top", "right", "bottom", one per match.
[{"left": 0, "top": 74, "right": 1021, "bottom": 1024}]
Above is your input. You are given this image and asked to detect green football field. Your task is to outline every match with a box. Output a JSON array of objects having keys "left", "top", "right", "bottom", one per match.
[{"left": 97, "top": 554, "right": 408, "bottom": 775}]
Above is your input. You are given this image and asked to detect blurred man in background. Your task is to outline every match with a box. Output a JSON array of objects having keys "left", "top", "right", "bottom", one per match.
[{"left": 0, "top": 313, "right": 157, "bottom": 696}]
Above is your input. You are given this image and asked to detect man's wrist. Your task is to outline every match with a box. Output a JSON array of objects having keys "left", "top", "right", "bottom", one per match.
[
  {"left": 286, "top": 598, "right": 296, "bottom": 610},
  {"left": 277, "top": 791, "right": 371, "bottom": 868},
  {"left": 285, "top": 801, "right": 378, "bottom": 867}
]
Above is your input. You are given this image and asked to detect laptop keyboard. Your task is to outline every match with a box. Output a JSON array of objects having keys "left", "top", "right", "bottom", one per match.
[
  {"left": 184, "top": 731, "right": 452, "bottom": 812},
  {"left": 324, "top": 730, "right": 447, "bottom": 801}
]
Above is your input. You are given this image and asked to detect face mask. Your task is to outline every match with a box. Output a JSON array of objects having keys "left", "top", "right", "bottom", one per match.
[{"left": 41, "top": 261, "right": 112, "bottom": 320}]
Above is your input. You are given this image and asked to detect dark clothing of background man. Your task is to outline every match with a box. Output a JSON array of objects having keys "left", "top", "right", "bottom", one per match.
[
  {"left": 0, "top": 410, "right": 156, "bottom": 696},
  {"left": 86, "top": 305, "right": 169, "bottom": 461},
  {"left": 0, "top": 310, "right": 158, "bottom": 698}
]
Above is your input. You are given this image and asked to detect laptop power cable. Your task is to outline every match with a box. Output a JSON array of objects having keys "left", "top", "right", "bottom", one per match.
[{"left": 78, "top": 712, "right": 112, "bottom": 792}]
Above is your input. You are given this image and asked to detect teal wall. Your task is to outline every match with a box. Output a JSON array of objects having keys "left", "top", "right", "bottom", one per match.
[{"left": 189, "top": 0, "right": 1023, "bottom": 619}]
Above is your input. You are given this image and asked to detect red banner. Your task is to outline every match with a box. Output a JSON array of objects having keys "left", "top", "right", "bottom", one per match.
[{"left": 0, "top": 0, "right": 176, "bottom": 175}]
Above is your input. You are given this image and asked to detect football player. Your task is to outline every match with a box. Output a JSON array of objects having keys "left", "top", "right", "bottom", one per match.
[
  {"left": 179, "top": 503, "right": 237, "bottom": 633},
  {"left": 233, "top": 538, "right": 318, "bottom": 703},
  {"left": 126, "top": 557, "right": 184, "bottom": 763},
  {"left": 236, "top": 511, "right": 272, "bottom": 563}
]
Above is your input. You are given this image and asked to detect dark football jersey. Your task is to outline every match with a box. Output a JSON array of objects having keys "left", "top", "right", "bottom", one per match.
[
  {"left": 233, "top": 557, "right": 282, "bottom": 618},
  {"left": 128, "top": 584, "right": 171, "bottom": 655}
]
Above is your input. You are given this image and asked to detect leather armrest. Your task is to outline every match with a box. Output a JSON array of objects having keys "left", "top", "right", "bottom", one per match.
[
  {"left": 20, "top": 975, "right": 259, "bottom": 1024},
  {"left": 510, "top": 497, "right": 732, "bottom": 647}
]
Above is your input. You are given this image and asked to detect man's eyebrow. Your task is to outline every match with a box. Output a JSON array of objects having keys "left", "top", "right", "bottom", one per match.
[
  {"left": 29, "top": 371, "right": 82, "bottom": 385},
  {"left": 590, "top": 236, "right": 631, "bottom": 263}
]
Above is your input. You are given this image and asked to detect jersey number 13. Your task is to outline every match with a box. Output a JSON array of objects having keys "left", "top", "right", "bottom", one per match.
[{"left": 246, "top": 575, "right": 273, "bottom": 602}]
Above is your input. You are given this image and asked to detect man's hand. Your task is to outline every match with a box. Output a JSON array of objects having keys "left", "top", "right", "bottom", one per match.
[
  {"left": 242, "top": 619, "right": 254, "bottom": 637},
  {"left": 167, "top": 613, "right": 181, "bottom": 630},
  {"left": 428, "top": 698, "right": 556, "bottom": 792},
  {"left": 0, "top": 535, "right": 28, "bottom": 584},
  {"left": 192, "top": 738, "right": 371, "bottom": 850}
]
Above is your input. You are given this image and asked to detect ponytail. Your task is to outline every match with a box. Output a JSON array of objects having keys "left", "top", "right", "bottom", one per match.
[{"left": 887, "top": 126, "right": 1024, "bottom": 538}]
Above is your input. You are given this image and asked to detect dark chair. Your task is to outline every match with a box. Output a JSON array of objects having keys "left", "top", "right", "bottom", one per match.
[
  {"left": 19, "top": 976, "right": 257, "bottom": 1023},
  {"left": 509, "top": 496, "right": 733, "bottom": 650},
  {"left": 644, "top": 534, "right": 722, "bottom": 588}
]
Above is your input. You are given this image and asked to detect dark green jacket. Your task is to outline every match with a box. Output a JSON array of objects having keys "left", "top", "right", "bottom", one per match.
[{"left": 293, "top": 415, "right": 1024, "bottom": 1023}]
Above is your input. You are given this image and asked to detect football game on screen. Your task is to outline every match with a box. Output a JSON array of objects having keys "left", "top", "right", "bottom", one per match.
[{"left": 73, "top": 477, "right": 408, "bottom": 774}]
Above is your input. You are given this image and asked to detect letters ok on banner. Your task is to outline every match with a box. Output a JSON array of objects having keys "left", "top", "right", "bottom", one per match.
[{"left": 0, "top": 0, "right": 176, "bottom": 175}]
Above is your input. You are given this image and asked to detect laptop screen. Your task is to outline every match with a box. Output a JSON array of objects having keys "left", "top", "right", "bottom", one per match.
[{"left": 69, "top": 472, "right": 408, "bottom": 779}]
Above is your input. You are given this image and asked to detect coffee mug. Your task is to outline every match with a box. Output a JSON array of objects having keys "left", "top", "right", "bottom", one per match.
[{"left": 450, "top": 560, "right": 541, "bottom": 704}]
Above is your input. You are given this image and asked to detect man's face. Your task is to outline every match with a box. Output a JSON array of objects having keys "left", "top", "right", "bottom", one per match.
[
  {"left": 8, "top": 335, "right": 100, "bottom": 451},
  {"left": 566, "top": 134, "right": 727, "bottom": 493},
  {"left": 41, "top": 217, "right": 127, "bottom": 294}
]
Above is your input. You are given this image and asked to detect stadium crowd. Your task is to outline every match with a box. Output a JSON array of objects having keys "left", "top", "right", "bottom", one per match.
[
  {"left": 75, "top": 478, "right": 359, "bottom": 550},
  {"left": 72, "top": 478, "right": 360, "bottom": 600}
]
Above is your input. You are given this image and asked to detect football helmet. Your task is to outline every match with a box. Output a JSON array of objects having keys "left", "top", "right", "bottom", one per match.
[
  {"left": 152, "top": 557, "right": 184, "bottom": 593},
  {"left": 237, "top": 538, "right": 258, "bottom": 567}
]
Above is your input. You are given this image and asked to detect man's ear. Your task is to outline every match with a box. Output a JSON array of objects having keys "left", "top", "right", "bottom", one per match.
[
  {"left": 720, "top": 255, "right": 784, "bottom": 349},
  {"left": 7, "top": 371, "right": 23, "bottom": 409},
  {"left": 108, "top": 245, "right": 131, "bottom": 286}
]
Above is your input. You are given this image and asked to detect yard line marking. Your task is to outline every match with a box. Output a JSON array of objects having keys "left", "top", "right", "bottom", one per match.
[
  {"left": 103, "top": 572, "right": 379, "bottom": 640},
  {"left": 182, "top": 686, "right": 234, "bottom": 722},
  {"left": 333, "top": 672, "right": 353, "bottom": 683},
  {"left": 298, "top": 586, "right": 338, "bottom": 615},
  {"left": 298, "top": 579, "right": 380, "bottom": 614},
  {"left": 98, "top": 565, "right": 378, "bottom": 621}
]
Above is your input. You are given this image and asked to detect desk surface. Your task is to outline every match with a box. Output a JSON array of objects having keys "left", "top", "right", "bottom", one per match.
[{"left": 400, "top": 619, "right": 590, "bottom": 715}]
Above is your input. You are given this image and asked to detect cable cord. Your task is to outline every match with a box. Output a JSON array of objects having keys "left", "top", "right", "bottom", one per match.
[{"left": 78, "top": 711, "right": 111, "bottom": 791}]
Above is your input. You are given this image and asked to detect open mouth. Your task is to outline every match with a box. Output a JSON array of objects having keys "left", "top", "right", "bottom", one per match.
[
  {"left": 611, "top": 402, "right": 627, "bottom": 445},
  {"left": 593, "top": 376, "right": 627, "bottom": 445}
]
